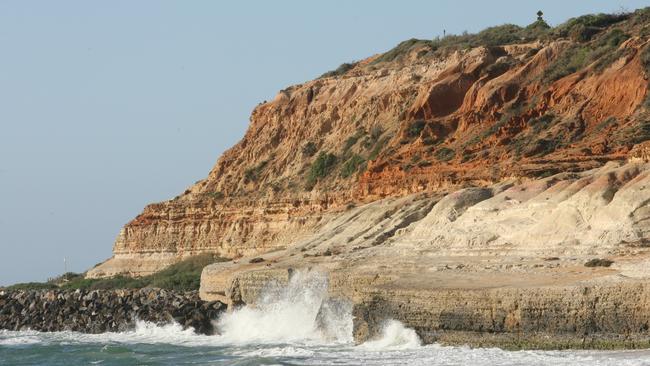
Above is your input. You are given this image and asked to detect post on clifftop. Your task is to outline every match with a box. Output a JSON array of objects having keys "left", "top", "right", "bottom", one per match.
[{"left": 537, "top": 10, "right": 544, "bottom": 21}]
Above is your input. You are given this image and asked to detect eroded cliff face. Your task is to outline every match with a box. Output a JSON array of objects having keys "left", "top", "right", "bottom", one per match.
[
  {"left": 89, "top": 9, "right": 650, "bottom": 278},
  {"left": 200, "top": 160, "right": 650, "bottom": 347}
]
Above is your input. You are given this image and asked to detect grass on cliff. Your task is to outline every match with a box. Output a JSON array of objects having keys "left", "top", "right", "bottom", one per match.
[
  {"left": 319, "top": 62, "right": 358, "bottom": 78},
  {"left": 306, "top": 151, "right": 337, "bottom": 189},
  {"left": 369, "top": 8, "right": 648, "bottom": 70},
  {"left": 542, "top": 28, "right": 632, "bottom": 83},
  {"left": 4, "top": 254, "right": 229, "bottom": 292}
]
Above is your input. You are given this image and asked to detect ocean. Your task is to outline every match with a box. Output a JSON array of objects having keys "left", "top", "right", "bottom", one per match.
[{"left": 2, "top": 272, "right": 650, "bottom": 365}]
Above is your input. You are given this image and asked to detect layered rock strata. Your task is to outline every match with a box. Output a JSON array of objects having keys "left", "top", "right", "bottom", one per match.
[
  {"left": 90, "top": 10, "right": 650, "bottom": 277},
  {"left": 200, "top": 161, "right": 650, "bottom": 348}
]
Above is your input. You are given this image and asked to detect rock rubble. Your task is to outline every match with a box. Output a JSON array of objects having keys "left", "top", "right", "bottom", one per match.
[{"left": 0, "top": 288, "right": 225, "bottom": 335}]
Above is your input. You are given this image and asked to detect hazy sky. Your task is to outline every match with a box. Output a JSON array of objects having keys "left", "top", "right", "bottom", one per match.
[{"left": 1, "top": 1, "right": 648, "bottom": 285}]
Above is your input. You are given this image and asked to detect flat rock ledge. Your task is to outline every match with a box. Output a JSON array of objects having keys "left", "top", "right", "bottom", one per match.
[{"left": 0, "top": 288, "right": 225, "bottom": 335}]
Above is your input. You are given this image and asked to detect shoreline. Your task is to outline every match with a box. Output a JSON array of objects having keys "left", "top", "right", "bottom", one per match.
[{"left": 2, "top": 285, "right": 650, "bottom": 350}]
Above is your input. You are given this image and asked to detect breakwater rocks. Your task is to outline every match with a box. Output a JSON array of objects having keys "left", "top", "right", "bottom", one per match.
[{"left": 0, "top": 288, "right": 225, "bottom": 334}]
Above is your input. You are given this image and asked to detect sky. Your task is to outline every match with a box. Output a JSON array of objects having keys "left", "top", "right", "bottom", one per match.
[{"left": 1, "top": 0, "right": 648, "bottom": 285}]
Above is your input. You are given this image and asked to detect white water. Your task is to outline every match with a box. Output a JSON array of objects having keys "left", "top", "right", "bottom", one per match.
[
  {"left": 359, "top": 319, "right": 422, "bottom": 350},
  {"left": 0, "top": 320, "right": 216, "bottom": 347},
  {"left": 215, "top": 270, "right": 352, "bottom": 345},
  {"left": 4, "top": 270, "right": 650, "bottom": 365}
]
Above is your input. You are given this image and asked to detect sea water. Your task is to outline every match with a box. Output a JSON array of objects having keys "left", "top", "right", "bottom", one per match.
[{"left": 2, "top": 271, "right": 650, "bottom": 366}]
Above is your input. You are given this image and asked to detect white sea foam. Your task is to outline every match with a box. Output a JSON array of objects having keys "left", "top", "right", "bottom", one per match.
[
  {"left": 358, "top": 319, "right": 421, "bottom": 350},
  {"left": 0, "top": 321, "right": 215, "bottom": 348},
  {"left": 233, "top": 345, "right": 316, "bottom": 358},
  {"left": 0, "top": 330, "right": 41, "bottom": 346},
  {"left": 215, "top": 270, "right": 353, "bottom": 345}
]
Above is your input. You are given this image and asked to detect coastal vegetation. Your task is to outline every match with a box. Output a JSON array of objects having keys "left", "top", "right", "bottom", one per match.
[
  {"left": 3, "top": 254, "right": 227, "bottom": 292},
  {"left": 306, "top": 151, "right": 338, "bottom": 189}
]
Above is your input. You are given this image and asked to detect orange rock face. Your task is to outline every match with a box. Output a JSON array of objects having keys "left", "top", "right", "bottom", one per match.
[{"left": 90, "top": 12, "right": 650, "bottom": 277}]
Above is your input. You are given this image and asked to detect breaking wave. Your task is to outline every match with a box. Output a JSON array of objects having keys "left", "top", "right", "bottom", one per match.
[
  {"left": 215, "top": 270, "right": 353, "bottom": 345},
  {"left": 358, "top": 319, "right": 421, "bottom": 350},
  {"left": 5, "top": 272, "right": 650, "bottom": 366}
]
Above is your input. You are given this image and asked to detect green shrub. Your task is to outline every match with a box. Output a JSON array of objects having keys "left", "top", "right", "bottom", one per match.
[
  {"left": 603, "top": 28, "right": 630, "bottom": 48},
  {"left": 430, "top": 22, "right": 551, "bottom": 56},
  {"left": 621, "top": 122, "right": 650, "bottom": 145},
  {"left": 542, "top": 45, "right": 591, "bottom": 83},
  {"left": 471, "top": 24, "right": 524, "bottom": 46},
  {"left": 521, "top": 19, "right": 551, "bottom": 40},
  {"left": 434, "top": 147, "right": 455, "bottom": 161},
  {"left": 481, "top": 117, "right": 509, "bottom": 139},
  {"left": 535, "top": 168, "right": 560, "bottom": 178},
  {"left": 543, "top": 25, "right": 632, "bottom": 83},
  {"left": 592, "top": 30, "right": 632, "bottom": 72},
  {"left": 593, "top": 117, "right": 617, "bottom": 133},
  {"left": 372, "top": 39, "right": 435, "bottom": 64},
  {"left": 368, "top": 136, "right": 389, "bottom": 161},
  {"left": 307, "top": 152, "right": 337, "bottom": 187},
  {"left": 71, "top": 254, "right": 226, "bottom": 291},
  {"left": 343, "top": 130, "right": 366, "bottom": 151},
  {"left": 524, "top": 137, "right": 562, "bottom": 157},
  {"left": 530, "top": 113, "right": 556, "bottom": 134},
  {"left": 484, "top": 57, "right": 516, "bottom": 77},
  {"left": 302, "top": 141, "right": 318, "bottom": 157},
  {"left": 631, "top": 7, "right": 650, "bottom": 26},
  {"left": 205, "top": 191, "right": 224, "bottom": 200},
  {"left": 147, "top": 255, "right": 222, "bottom": 291},
  {"left": 4, "top": 255, "right": 229, "bottom": 292},
  {"left": 422, "top": 137, "right": 439, "bottom": 146},
  {"left": 553, "top": 13, "right": 629, "bottom": 41},
  {"left": 461, "top": 150, "right": 475, "bottom": 163},
  {"left": 320, "top": 62, "right": 357, "bottom": 78},
  {"left": 65, "top": 275, "right": 145, "bottom": 290},
  {"left": 642, "top": 45, "right": 650, "bottom": 74},
  {"left": 642, "top": 45, "right": 650, "bottom": 108},
  {"left": 5, "top": 282, "right": 57, "bottom": 291},
  {"left": 49, "top": 272, "right": 84, "bottom": 284},
  {"left": 370, "top": 125, "right": 383, "bottom": 141},
  {"left": 584, "top": 258, "right": 614, "bottom": 267},
  {"left": 340, "top": 154, "right": 366, "bottom": 178},
  {"left": 244, "top": 160, "right": 269, "bottom": 183},
  {"left": 344, "top": 136, "right": 359, "bottom": 151},
  {"left": 244, "top": 168, "right": 256, "bottom": 182},
  {"left": 407, "top": 120, "right": 426, "bottom": 139}
]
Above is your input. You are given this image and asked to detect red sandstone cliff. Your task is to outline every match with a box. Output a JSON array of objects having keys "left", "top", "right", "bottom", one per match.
[{"left": 89, "top": 9, "right": 650, "bottom": 277}]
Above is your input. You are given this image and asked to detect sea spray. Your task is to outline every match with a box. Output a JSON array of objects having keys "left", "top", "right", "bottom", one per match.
[
  {"left": 0, "top": 320, "right": 216, "bottom": 347},
  {"left": 358, "top": 319, "right": 422, "bottom": 350},
  {"left": 215, "top": 270, "right": 353, "bottom": 344}
]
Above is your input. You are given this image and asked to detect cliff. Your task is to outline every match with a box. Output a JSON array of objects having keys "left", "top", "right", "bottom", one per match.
[
  {"left": 88, "top": 9, "right": 650, "bottom": 278},
  {"left": 200, "top": 160, "right": 650, "bottom": 347}
]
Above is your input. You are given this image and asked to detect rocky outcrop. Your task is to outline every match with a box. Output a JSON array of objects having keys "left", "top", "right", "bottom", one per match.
[
  {"left": 90, "top": 9, "right": 650, "bottom": 278},
  {"left": 81, "top": 7, "right": 650, "bottom": 349},
  {"left": 629, "top": 141, "right": 650, "bottom": 162},
  {"left": 0, "top": 289, "right": 225, "bottom": 335},
  {"left": 349, "top": 282, "right": 650, "bottom": 349},
  {"left": 200, "top": 160, "right": 650, "bottom": 348}
]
